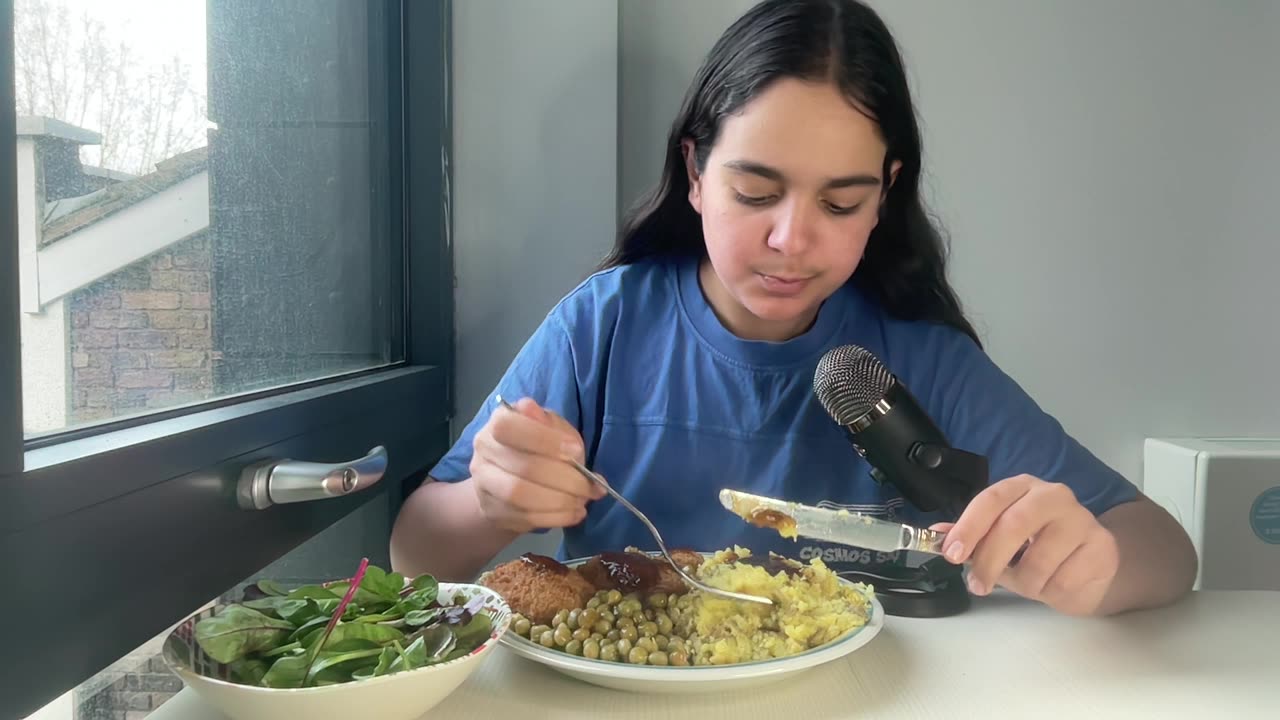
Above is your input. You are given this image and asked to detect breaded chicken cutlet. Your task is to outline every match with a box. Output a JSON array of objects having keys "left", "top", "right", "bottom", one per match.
[{"left": 479, "top": 553, "right": 596, "bottom": 625}]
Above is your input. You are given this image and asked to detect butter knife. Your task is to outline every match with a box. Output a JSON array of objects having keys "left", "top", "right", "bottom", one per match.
[{"left": 718, "top": 488, "right": 947, "bottom": 556}]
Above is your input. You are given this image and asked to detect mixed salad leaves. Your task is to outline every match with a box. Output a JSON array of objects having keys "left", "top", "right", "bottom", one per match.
[{"left": 193, "top": 558, "right": 492, "bottom": 689}]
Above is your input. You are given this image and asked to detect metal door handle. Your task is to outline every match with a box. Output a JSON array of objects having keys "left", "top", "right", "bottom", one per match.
[{"left": 237, "top": 446, "right": 388, "bottom": 510}]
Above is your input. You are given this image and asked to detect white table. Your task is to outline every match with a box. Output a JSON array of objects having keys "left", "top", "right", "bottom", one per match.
[{"left": 151, "top": 590, "right": 1279, "bottom": 719}]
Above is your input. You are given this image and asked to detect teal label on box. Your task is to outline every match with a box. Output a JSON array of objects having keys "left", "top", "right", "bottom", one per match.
[{"left": 1249, "top": 486, "right": 1280, "bottom": 545}]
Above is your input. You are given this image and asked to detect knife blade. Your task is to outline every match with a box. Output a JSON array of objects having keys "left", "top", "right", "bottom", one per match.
[{"left": 718, "top": 488, "right": 947, "bottom": 556}]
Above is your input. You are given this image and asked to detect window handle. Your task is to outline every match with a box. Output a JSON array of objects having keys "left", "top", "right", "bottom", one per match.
[{"left": 236, "top": 446, "right": 388, "bottom": 510}]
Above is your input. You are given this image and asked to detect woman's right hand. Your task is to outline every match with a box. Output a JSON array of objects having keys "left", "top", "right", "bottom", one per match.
[{"left": 469, "top": 396, "right": 606, "bottom": 534}]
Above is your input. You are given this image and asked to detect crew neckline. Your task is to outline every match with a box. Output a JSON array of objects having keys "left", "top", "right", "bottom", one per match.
[{"left": 673, "top": 256, "right": 850, "bottom": 368}]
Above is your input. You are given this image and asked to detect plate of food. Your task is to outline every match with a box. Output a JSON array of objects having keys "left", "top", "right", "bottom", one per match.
[{"left": 478, "top": 546, "right": 882, "bottom": 694}]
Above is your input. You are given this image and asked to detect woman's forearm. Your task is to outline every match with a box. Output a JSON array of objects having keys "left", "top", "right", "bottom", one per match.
[
  {"left": 389, "top": 477, "right": 520, "bottom": 581},
  {"left": 1095, "top": 493, "right": 1198, "bottom": 615}
]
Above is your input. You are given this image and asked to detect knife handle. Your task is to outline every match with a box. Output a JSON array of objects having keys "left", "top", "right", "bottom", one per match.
[{"left": 905, "top": 525, "right": 948, "bottom": 555}]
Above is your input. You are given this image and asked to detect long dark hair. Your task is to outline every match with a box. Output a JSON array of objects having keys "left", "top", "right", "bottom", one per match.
[{"left": 602, "top": 0, "right": 981, "bottom": 346}]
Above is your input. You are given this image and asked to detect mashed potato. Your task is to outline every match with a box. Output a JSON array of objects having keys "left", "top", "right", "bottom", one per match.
[{"left": 679, "top": 547, "right": 874, "bottom": 665}]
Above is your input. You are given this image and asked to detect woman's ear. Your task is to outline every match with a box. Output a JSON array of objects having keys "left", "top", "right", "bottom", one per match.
[
  {"left": 885, "top": 156, "right": 906, "bottom": 202},
  {"left": 681, "top": 138, "right": 703, "bottom": 214},
  {"left": 873, "top": 159, "right": 904, "bottom": 229}
]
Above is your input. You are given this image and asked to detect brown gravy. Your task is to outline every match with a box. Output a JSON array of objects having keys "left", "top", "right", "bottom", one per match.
[
  {"left": 747, "top": 508, "right": 798, "bottom": 539},
  {"left": 519, "top": 552, "right": 569, "bottom": 575},
  {"left": 595, "top": 551, "right": 663, "bottom": 592}
]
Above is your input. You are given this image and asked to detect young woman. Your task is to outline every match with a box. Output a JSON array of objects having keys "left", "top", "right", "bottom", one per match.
[{"left": 391, "top": 0, "right": 1196, "bottom": 617}]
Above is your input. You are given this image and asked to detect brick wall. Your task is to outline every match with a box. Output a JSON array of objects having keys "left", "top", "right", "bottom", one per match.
[
  {"left": 63, "top": 235, "right": 213, "bottom": 718},
  {"left": 73, "top": 638, "right": 183, "bottom": 720},
  {"left": 68, "top": 234, "right": 214, "bottom": 425},
  {"left": 74, "top": 659, "right": 183, "bottom": 720}
]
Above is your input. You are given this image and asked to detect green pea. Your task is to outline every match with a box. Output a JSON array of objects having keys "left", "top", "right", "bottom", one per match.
[
  {"left": 586, "top": 597, "right": 601, "bottom": 610},
  {"left": 606, "top": 589, "right": 623, "bottom": 605},
  {"left": 512, "top": 617, "right": 532, "bottom": 637},
  {"left": 636, "top": 636, "right": 656, "bottom": 653},
  {"left": 600, "top": 644, "right": 620, "bottom": 662},
  {"left": 531, "top": 624, "right": 551, "bottom": 640},
  {"left": 573, "top": 627, "right": 591, "bottom": 642},
  {"left": 657, "top": 614, "right": 674, "bottom": 635},
  {"left": 565, "top": 639, "right": 583, "bottom": 656},
  {"left": 553, "top": 624, "right": 573, "bottom": 647},
  {"left": 606, "top": 629, "right": 620, "bottom": 642},
  {"left": 593, "top": 619, "right": 612, "bottom": 635},
  {"left": 669, "top": 649, "right": 690, "bottom": 666},
  {"left": 654, "top": 635, "right": 669, "bottom": 651},
  {"left": 583, "top": 639, "right": 601, "bottom": 659},
  {"left": 641, "top": 621, "right": 658, "bottom": 637},
  {"left": 648, "top": 651, "right": 668, "bottom": 666},
  {"left": 539, "top": 630, "right": 555, "bottom": 648},
  {"left": 647, "top": 593, "right": 667, "bottom": 609},
  {"left": 615, "top": 638, "right": 633, "bottom": 657},
  {"left": 579, "top": 608, "right": 600, "bottom": 629},
  {"left": 567, "top": 608, "right": 582, "bottom": 630},
  {"left": 619, "top": 624, "right": 638, "bottom": 642},
  {"left": 628, "top": 647, "right": 649, "bottom": 664}
]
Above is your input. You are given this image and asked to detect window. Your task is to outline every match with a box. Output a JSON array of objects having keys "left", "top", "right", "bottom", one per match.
[
  {"left": 16, "top": 0, "right": 405, "bottom": 437},
  {"left": 1, "top": 1, "right": 455, "bottom": 717}
]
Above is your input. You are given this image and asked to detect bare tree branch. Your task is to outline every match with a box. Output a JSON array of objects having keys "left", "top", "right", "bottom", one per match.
[{"left": 14, "top": 0, "right": 206, "bottom": 175}]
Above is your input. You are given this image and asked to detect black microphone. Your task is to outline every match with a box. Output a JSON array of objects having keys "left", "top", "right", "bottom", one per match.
[{"left": 813, "top": 344, "right": 988, "bottom": 518}]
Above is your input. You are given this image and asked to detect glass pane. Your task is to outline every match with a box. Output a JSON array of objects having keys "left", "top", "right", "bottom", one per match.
[
  {"left": 20, "top": 504, "right": 390, "bottom": 720},
  {"left": 15, "top": 0, "right": 402, "bottom": 437}
]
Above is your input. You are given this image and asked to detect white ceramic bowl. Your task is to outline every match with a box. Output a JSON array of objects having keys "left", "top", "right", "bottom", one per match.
[
  {"left": 163, "top": 582, "right": 511, "bottom": 720},
  {"left": 492, "top": 554, "right": 884, "bottom": 694}
]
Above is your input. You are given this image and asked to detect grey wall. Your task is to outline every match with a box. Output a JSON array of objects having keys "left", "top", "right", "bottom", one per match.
[
  {"left": 450, "top": 1, "right": 1279, "bottom": 564},
  {"left": 452, "top": 0, "right": 619, "bottom": 563},
  {"left": 618, "top": 0, "right": 1280, "bottom": 487}
]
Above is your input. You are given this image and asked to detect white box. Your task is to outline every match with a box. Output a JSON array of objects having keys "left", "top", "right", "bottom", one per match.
[{"left": 1143, "top": 438, "right": 1280, "bottom": 591}]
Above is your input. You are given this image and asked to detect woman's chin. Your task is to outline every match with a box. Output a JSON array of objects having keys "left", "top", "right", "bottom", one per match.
[{"left": 739, "top": 298, "right": 821, "bottom": 338}]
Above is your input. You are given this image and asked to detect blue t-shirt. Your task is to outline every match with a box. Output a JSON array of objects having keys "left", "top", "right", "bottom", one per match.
[{"left": 430, "top": 256, "right": 1137, "bottom": 575}]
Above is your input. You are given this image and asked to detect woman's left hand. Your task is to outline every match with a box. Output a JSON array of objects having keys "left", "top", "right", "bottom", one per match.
[{"left": 932, "top": 474, "right": 1120, "bottom": 616}]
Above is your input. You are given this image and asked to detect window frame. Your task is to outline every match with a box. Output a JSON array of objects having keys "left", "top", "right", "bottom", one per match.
[
  {"left": 1, "top": 0, "right": 19, "bottom": 479},
  {"left": 0, "top": 1, "right": 455, "bottom": 716}
]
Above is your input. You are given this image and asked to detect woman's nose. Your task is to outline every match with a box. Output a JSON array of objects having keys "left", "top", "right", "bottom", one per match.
[{"left": 766, "top": 200, "right": 817, "bottom": 254}]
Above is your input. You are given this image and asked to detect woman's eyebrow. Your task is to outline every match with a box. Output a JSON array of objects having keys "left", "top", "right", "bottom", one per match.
[{"left": 722, "top": 159, "right": 881, "bottom": 188}]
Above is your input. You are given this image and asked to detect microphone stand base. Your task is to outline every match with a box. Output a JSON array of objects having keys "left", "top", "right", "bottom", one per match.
[{"left": 840, "top": 555, "right": 971, "bottom": 618}]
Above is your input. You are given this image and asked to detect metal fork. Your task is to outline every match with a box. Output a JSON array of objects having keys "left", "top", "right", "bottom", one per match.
[{"left": 494, "top": 396, "right": 772, "bottom": 606}]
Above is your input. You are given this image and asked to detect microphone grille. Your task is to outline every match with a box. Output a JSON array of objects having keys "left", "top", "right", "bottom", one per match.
[{"left": 813, "top": 344, "right": 894, "bottom": 425}]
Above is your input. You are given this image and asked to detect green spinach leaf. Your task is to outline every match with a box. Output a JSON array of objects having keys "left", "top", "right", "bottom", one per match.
[
  {"left": 256, "top": 579, "right": 289, "bottom": 597},
  {"left": 194, "top": 606, "right": 295, "bottom": 664},
  {"left": 277, "top": 598, "right": 324, "bottom": 626},
  {"left": 260, "top": 654, "right": 310, "bottom": 689},
  {"left": 404, "top": 608, "right": 443, "bottom": 627},
  {"left": 288, "top": 615, "right": 331, "bottom": 644},
  {"left": 445, "top": 613, "right": 493, "bottom": 661},
  {"left": 228, "top": 658, "right": 270, "bottom": 686},
  {"left": 307, "top": 621, "right": 405, "bottom": 653},
  {"left": 305, "top": 647, "right": 385, "bottom": 686},
  {"left": 286, "top": 585, "right": 342, "bottom": 602}
]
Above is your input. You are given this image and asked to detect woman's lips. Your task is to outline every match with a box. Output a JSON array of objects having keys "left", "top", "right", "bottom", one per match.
[{"left": 757, "top": 272, "right": 813, "bottom": 296}]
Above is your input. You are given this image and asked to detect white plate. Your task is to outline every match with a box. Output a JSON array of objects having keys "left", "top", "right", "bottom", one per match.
[{"left": 492, "top": 555, "right": 884, "bottom": 694}]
